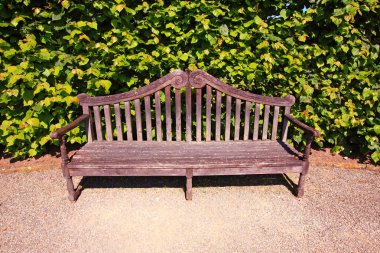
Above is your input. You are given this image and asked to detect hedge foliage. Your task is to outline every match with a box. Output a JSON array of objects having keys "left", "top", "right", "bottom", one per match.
[{"left": 0, "top": 0, "right": 379, "bottom": 162}]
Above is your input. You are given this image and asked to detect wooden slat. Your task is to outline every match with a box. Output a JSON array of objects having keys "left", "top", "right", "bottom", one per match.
[
  {"left": 243, "top": 102, "right": 251, "bottom": 140},
  {"left": 75, "top": 149, "right": 298, "bottom": 159},
  {"left": 186, "top": 85, "right": 192, "bottom": 142},
  {"left": 81, "top": 141, "right": 295, "bottom": 151},
  {"left": 84, "top": 140, "right": 288, "bottom": 148},
  {"left": 271, "top": 106, "right": 280, "bottom": 141},
  {"left": 282, "top": 106, "right": 290, "bottom": 141},
  {"left": 125, "top": 101, "right": 133, "bottom": 141},
  {"left": 225, "top": 95, "right": 232, "bottom": 141},
  {"left": 144, "top": 96, "right": 152, "bottom": 141},
  {"left": 134, "top": 99, "right": 142, "bottom": 141},
  {"left": 253, "top": 103, "right": 260, "bottom": 141},
  {"left": 69, "top": 163, "right": 303, "bottom": 176},
  {"left": 175, "top": 89, "right": 181, "bottom": 141},
  {"left": 77, "top": 154, "right": 297, "bottom": 161},
  {"left": 165, "top": 86, "right": 172, "bottom": 141},
  {"left": 114, "top": 103, "right": 123, "bottom": 141},
  {"left": 193, "top": 166, "right": 303, "bottom": 176},
  {"left": 93, "top": 105, "right": 103, "bottom": 141},
  {"left": 215, "top": 91, "right": 221, "bottom": 141},
  {"left": 206, "top": 86, "right": 212, "bottom": 141},
  {"left": 70, "top": 168, "right": 187, "bottom": 177},
  {"left": 71, "top": 157, "right": 302, "bottom": 167},
  {"left": 262, "top": 105, "right": 270, "bottom": 140},
  {"left": 104, "top": 105, "right": 113, "bottom": 141},
  {"left": 69, "top": 165, "right": 303, "bottom": 177},
  {"left": 155, "top": 91, "right": 162, "bottom": 141},
  {"left": 73, "top": 151, "right": 301, "bottom": 162},
  {"left": 196, "top": 88, "right": 202, "bottom": 142},
  {"left": 76, "top": 149, "right": 297, "bottom": 158},
  {"left": 234, "top": 99, "right": 241, "bottom": 140},
  {"left": 82, "top": 105, "right": 93, "bottom": 143}
]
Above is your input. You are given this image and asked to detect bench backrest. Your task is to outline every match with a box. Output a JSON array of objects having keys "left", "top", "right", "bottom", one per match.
[{"left": 78, "top": 70, "right": 295, "bottom": 142}]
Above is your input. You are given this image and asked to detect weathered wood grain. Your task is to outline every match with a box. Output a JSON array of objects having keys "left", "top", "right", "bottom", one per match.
[
  {"left": 144, "top": 96, "right": 152, "bottom": 141},
  {"left": 253, "top": 103, "right": 260, "bottom": 141},
  {"left": 234, "top": 99, "right": 241, "bottom": 140},
  {"left": 165, "top": 86, "right": 172, "bottom": 141},
  {"left": 68, "top": 142, "right": 304, "bottom": 178},
  {"left": 114, "top": 103, "right": 123, "bottom": 141},
  {"left": 78, "top": 70, "right": 188, "bottom": 106},
  {"left": 155, "top": 91, "right": 162, "bottom": 141},
  {"left": 186, "top": 85, "right": 192, "bottom": 142},
  {"left": 271, "top": 106, "right": 280, "bottom": 141},
  {"left": 225, "top": 95, "right": 232, "bottom": 141},
  {"left": 93, "top": 105, "right": 103, "bottom": 141},
  {"left": 282, "top": 106, "right": 290, "bottom": 141},
  {"left": 189, "top": 70, "right": 296, "bottom": 107},
  {"left": 196, "top": 88, "right": 202, "bottom": 142},
  {"left": 243, "top": 101, "right": 251, "bottom": 140},
  {"left": 82, "top": 106, "right": 93, "bottom": 143},
  {"left": 215, "top": 90, "right": 221, "bottom": 141},
  {"left": 134, "top": 99, "right": 142, "bottom": 141},
  {"left": 175, "top": 88, "right": 181, "bottom": 141},
  {"left": 104, "top": 105, "right": 113, "bottom": 141},
  {"left": 125, "top": 101, "right": 133, "bottom": 141},
  {"left": 206, "top": 86, "right": 212, "bottom": 141},
  {"left": 262, "top": 104, "right": 270, "bottom": 140}
]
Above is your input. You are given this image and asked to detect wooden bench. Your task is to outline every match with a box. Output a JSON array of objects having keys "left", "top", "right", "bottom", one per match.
[{"left": 51, "top": 70, "right": 319, "bottom": 201}]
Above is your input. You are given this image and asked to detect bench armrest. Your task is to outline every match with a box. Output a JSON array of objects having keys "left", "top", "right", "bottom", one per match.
[
  {"left": 284, "top": 113, "right": 320, "bottom": 161},
  {"left": 284, "top": 114, "right": 320, "bottom": 137},
  {"left": 50, "top": 114, "right": 90, "bottom": 139}
]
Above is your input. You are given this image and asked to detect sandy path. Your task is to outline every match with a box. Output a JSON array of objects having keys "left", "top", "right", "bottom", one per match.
[{"left": 0, "top": 167, "right": 379, "bottom": 253}]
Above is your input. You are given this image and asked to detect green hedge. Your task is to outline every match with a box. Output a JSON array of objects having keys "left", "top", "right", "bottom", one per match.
[{"left": 0, "top": 0, "right": 379, "bottom": 162}]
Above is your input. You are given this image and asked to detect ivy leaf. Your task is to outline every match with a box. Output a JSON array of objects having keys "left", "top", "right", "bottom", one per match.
[
  {"left": 152, "top": 51, "right": 160, "bottom": 57},
  {"left": 116, "top": 4, "right": 125, "bottom": 12},
  {"left": 52, "top": 12, "right": 63, "bottom": 21},
  {"left": 247, "top": 73, "right": 255, "bottom": 81},
  {"left": 11, "top": 16, "right": 26, "bottom": 26},
  {"left": 96, "top": 80, "right": 112, "bottom": 93},
  {"left": 61, "top": 0, "right": 70, "bottom": 9},
  {"left": 27, "top": 118, "right": 40, "bottom": 127},
  {"left": 179, "top": 53, "right": 189, "bottom": 61},
  {"left": 371, "top": 151, "right": 380, "bottom": 163},
  {"left": 298, "top": 35, "right": 308, "bottom": 42},
  {"left": 280, "top": 9, "right": 287, "bottom": 19},
  {"left": 18, "top": 34, "right": 37, "bottom": 52},
  {"left": 4, "top": 48, "right": 17, "bottom": 58},
  {"left": 341, "top": 45, "right": 349, "bottom": 53},
  {"left": 219, "top": 24, "right": 229, "bottom": 36},
  {"left": 257, "top": 40, "right": 269, "bottom": 49},
  {"left": 206, "top": 34, "right": 217, "bottom": 45},
  {"left": 374, "top": 125, "right": 380, "bottom": 135},
  {"left": 362, "top": 88, "right": 372, "bottom": 99},
  {"left": 253, "top": 16, "right": 267, "bottom": 28},
  {"left": 243, "top": 20, "right": 255, "bottom": 28}
]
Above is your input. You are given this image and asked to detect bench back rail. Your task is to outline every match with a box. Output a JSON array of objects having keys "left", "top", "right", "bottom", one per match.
[{"left": 77, "top": 70, "right": 296, "bottom": 143}]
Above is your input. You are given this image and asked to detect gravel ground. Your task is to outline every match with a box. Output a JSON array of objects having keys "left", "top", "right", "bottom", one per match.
[{"left": 0, "top": 167, "right": 379, "bottom": 253}]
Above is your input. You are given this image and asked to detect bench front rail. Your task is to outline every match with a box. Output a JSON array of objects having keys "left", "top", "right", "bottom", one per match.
[{"left": 51, "top": 70, "right": 319, "bottom": 201}]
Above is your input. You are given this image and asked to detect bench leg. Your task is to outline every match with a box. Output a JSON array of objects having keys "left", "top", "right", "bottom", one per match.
[
  {"left": 66, "top": 176, "right": 81, "bottom": 202},
  {"left": 297, "top": 173, "right": 306, "bottom": 198},
  {"left": 186, "top": 176, "right": 192, "bottom": 201}
]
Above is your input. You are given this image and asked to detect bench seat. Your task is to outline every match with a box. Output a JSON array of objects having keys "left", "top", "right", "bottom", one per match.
[{"left": 68, "top": 141, "right": 304, "bottom": 176}]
